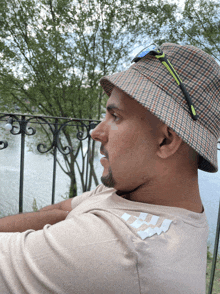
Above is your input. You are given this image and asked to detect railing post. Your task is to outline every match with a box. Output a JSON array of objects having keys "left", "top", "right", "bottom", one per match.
[
  {"left": 51, "top": 118, "right": 58, "bottom": 205},
  {"left": 19, "top": 115, "right": 26, "bottom": 213},
  {"left": 85, "top": 134, "right": 91, "bottom": 190},
  {"left": 208, "top": 199, "right": 220, "bottom": 294}
]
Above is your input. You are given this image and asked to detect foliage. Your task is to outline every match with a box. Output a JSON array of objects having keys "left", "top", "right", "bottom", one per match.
[
  {"left": 1, "top": 0, "right": 219, "bottom": 115},
  {"left": 0, "top": 0, "right": 181, "bottom": 116},
  {"left": 32, "top": 198, "right": 42, "bottom": 212},
  {"left": 145, "top": 0, "right": 220, "bottom": 62},
  {"left": 180, "top": 0, "right": 220, "bottom": 62}
]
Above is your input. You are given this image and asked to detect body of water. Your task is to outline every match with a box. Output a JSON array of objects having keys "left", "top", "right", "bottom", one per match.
[{"left": 0, "top": 130, "right": 219, "bottom": 254}]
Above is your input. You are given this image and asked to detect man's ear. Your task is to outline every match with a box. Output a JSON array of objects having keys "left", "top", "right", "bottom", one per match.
[{"left": 157, "top": 125, "right": 183, "bottom": 159}]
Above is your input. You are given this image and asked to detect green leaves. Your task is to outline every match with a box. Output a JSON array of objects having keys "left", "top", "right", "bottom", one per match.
[
  {"left": 144, "top": 0, "right": 220, "bottom": 62},
  {"left": 181, "top": 0, "right": 220, "bottom": 61},
  {"left": 1, "top": 0, "right": 218, "bottom": 121},
  {"left": 0, "top": 0, "right": 138, "bottom": 119}
]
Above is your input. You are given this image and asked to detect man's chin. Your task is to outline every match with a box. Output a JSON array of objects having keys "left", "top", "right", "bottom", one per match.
[
  {"left": 101, "top": 177, "right": 115, "bottom": 188},
  {"left": 100, "top": 167, "right": 116, "bottom": 188}
]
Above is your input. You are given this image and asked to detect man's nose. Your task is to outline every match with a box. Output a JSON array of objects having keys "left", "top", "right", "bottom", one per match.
[{"left": 90, "top": 121, "right": 106, "bottom": 142}]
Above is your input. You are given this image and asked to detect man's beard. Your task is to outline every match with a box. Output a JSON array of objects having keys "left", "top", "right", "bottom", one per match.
[
  {"left": 101, "top": 166, "right": 116, "bottom": 188},
  {"left": 101, "top": 166, "right": 131, "bottom": 200}
]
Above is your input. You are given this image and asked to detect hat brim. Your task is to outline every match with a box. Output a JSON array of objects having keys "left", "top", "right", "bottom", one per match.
[{"left": 100, "top": 67, "right": 218, "bottom": 173}]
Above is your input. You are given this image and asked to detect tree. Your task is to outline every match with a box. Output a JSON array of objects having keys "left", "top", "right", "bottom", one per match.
[
  {"left": 179, "top": 0, "right": 220, "bottom": 62},
  {"left": 0, "top": 0, "right": 178, "bottom": 197},
  {"left": 141, "top": 0, "right": 220, "bottom": 62}
]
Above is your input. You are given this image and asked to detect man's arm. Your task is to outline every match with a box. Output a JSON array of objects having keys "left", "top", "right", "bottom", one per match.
[
  {"left": 39, "top": 198, "right": 72, "bottom": 212},
  {"left": 0, "top": 198, "right": 73, "bottom": 233}
]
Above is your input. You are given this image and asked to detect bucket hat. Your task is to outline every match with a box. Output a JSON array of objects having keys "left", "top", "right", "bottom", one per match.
[{"left": 100, "top": 43, "right": 220, "bottom": 173}]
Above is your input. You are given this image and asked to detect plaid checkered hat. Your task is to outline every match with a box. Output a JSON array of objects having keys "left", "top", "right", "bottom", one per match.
[{"left": 100, "top": 43, "right": 220, "bottom": 173}]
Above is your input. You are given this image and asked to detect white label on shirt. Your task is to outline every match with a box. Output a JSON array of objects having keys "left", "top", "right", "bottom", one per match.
[
  {"left": 121, "top": 212, "right": 131, "bottom": 221},
  {"left": 121, "top": 213, "right": 173, "bottom": 240}
]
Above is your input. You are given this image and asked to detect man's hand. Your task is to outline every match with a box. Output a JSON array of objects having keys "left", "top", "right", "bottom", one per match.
[{"left": 0, "top": 198, "right": 73, "bottom": 233}]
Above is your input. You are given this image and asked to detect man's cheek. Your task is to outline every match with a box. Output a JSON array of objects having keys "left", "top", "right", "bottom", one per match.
[{"left": 107, "top": 121, "right": 118, "bottom": 131}]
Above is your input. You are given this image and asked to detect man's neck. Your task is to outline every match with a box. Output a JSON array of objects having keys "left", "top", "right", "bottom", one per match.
[
  {"left": 118, "top": 192, "right": 203, "bottom": 213},
  {"left": 116, "top": 174, "right": 203, "bottom": 213}
]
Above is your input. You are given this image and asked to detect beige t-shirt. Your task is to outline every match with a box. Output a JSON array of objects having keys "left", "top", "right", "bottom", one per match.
[{"left": 0, "top": 184, "right": 209, "bottom": 293}]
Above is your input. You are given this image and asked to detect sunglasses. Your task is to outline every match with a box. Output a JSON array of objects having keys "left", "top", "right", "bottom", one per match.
[{"left": 132, "top": 44, "right": 198, "bottom": 121}]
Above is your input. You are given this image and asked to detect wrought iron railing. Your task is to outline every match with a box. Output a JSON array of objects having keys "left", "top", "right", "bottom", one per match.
[
  {"left": 0, "top": 112, "right": 101, "bottom": 212},
  {"left": 0, "top": 112, "right": 219, "bottom": 293}
]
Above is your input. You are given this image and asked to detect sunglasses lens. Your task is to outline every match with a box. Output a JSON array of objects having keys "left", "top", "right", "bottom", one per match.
[{"left": 137, "top": 44, "right": 157, "bottom": 58}]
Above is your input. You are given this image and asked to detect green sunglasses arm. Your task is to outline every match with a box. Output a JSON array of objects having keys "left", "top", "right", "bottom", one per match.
[
  {"left": 155, "top": 53, "right": 198, "bottom": 121},
  {"left": 179, "top": 83, "right": 198, "bottom": 120}
]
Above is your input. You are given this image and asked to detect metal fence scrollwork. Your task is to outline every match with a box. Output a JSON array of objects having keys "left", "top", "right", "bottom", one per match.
[
  {"left": 0, "top": 140, "right": 8, "bottom": 150},
  {"left": 0, "top": 113, "right": 101, "bottom": 212}
]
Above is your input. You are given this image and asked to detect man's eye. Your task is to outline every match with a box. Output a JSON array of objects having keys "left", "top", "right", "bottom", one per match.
[{"left": 111, "top": 113, "right": 120, "bottom": 121}]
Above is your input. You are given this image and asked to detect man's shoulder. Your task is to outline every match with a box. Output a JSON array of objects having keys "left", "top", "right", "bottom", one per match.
[
  {"left": 92, "top": 183, "right": 115, "bottom": 194},
  {"left": 70, "top": 184, "right": 115, "bottom": 209}
]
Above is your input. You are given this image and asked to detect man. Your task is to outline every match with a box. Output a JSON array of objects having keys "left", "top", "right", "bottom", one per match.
[{"left": 0, "top": 43, "right": 219, "bottom": 293}]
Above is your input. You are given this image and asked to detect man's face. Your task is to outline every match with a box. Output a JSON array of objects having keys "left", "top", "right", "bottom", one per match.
[{"left": 91, "top": 87, "right": 162, "bottom": 193}]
